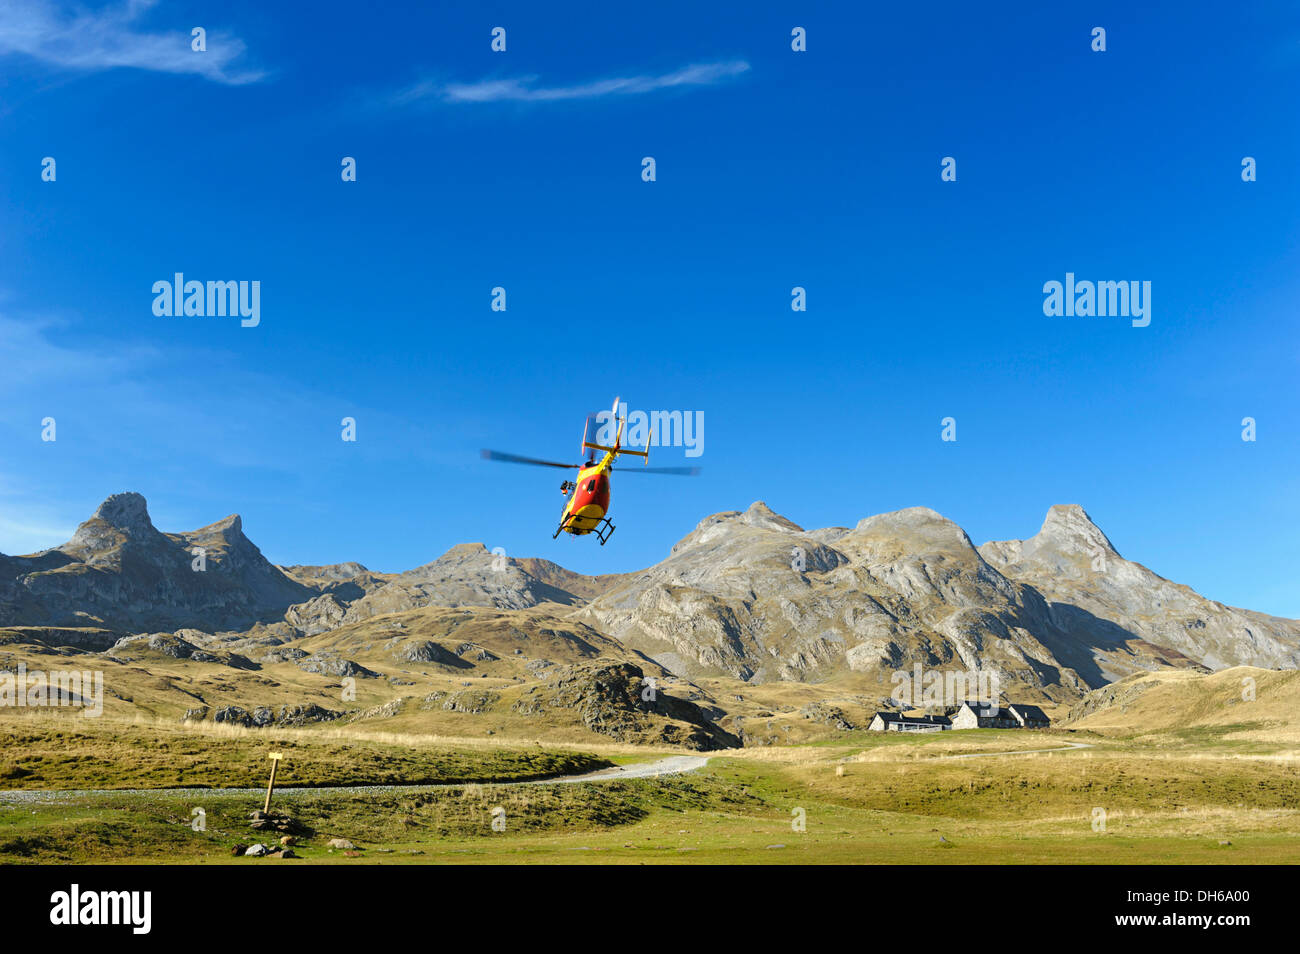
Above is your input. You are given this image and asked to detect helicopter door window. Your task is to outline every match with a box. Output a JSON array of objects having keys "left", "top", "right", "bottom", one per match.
[{"left": 586, "top": 479, "right": 596, "bottom": 493}]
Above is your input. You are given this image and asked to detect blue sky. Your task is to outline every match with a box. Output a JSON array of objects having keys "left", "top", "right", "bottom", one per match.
[{"left": 1, "top": 0, "right": 1297, "bottom": 616}]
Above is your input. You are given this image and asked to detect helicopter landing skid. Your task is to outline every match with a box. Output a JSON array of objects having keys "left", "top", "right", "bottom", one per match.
[{"left": 553, "top": 515, "right": 616, "bottom": 545}]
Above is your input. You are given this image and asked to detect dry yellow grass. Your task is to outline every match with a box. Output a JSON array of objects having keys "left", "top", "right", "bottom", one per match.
[{"left": 1071, "top": 666, "right": 1300, "bottom": 740}]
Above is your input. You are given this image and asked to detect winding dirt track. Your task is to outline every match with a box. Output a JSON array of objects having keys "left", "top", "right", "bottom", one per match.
[{"left": 525, "top": 754, "right": 709, "bottom": 783}]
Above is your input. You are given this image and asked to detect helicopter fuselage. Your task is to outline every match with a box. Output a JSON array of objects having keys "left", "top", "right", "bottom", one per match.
[{"left": 560, "top": 461, "right": 611, "bottom": 536}]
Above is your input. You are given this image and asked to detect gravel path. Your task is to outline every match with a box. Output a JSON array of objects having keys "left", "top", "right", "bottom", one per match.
[{"left": 528, "top": 754, "right": 708, "bottom": 783}]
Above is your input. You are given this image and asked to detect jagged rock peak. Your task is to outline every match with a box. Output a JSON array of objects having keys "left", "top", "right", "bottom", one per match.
[
  {"left": 285, "top": 561, "right": 370, "bottom": 579},
  {"left": 193, "top": 513, "right": 244, "bottom": 537},
  {"left": 854, "top": 506, "right": 950, "bottom": 533},
  {"left": 440, "top": 542, "right": 490, "bottom": 559},
  {"left": 688, "top": 502, "right": 804, "bottom": 535},
  {"left": 395, "top": 543, "right": 493, "bottom": 581},
  {"left": 852, "top": 508, "right": 979, "bottom": 553},
  {"left": 90, "top": 492, "right": 156, "bottom": 534},
  {"left": 1037, "top": 504, "right": 1119, "bottom": 557},
  {"left": 740, "top": 501, "right": 804, "bottom": 532}
]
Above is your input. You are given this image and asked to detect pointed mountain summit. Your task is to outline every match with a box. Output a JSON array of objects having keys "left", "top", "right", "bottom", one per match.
[
  {"left": 1038, "top": 504, "right": 1118, "bottom": 554},
  {"left": 61, "top": 491, "right": 168, "bottom": 563},
  {"left": 669, "top": 501, "right": 805, "bottom": 557},
  {"left": 90, "top": 491, "right": 156, "bottom": 534},
  {"left": 849, "top": 507, "right": 986, "bottom": 561},
  {"left": 736, "top": 501, "right": 804, "bottom": 533},
  {"left": 1027, "top": 504, "right": 1119, "bottom": 563}
]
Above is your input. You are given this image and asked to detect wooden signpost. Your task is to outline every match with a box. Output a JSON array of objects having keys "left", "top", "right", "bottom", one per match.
[{"left": 263, "top": 752, "right": 283, "bottom": 814}]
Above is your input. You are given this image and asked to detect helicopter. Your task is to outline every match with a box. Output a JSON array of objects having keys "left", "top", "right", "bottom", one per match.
[{"left": 480, "top": 396, "right": 700, "bottom": 545}]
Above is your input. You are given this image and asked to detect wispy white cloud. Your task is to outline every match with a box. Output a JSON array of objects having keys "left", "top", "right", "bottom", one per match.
[
  {"left": 392, "top": 59, "right": 750, "bottom": 107},
  {"left": 0, "top": 0, "right": 264, "bottom": 85}
]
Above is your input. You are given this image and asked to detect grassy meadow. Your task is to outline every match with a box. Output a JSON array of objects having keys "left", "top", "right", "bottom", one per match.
[{"left": 2, "top": 706, "right": 1297, "bottom": 864}]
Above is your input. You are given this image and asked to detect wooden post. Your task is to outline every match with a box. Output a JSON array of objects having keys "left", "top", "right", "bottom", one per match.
[{"left": 263, "top": 752, "right": 283, "bottom": 815}]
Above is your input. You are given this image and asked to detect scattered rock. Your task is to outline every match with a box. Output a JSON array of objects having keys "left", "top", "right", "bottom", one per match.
[
  {"left": 260, "top": 646, "right": 310, "bottom": 664},
  {"left": 248, "top": 810, "right": 308, "bottom": 835},
  {"left": 799, "top": 702, "right": 857, "bottom": 731},
  {"left": 455, "top": 642, "right": 499, "bottom": 662},
  {"left": 392, "top": 640, "right": 470, "bottom": 667},
  {"left": 510, "top": 662, "right": 740, "bottom": 750},
  {"left": 213, "top": 703, "right": 343, "bottom": 728},
  {"left": 441, "top": 689, "right": 499, "bottom": 714},
  {"left": 245, "top": 844, "right": 268, "bottom": 857},
  {"left": 214, "top": 705, "right": 250, "bottom": 725},
  {"left": 348, "top": 698, "right": 406, "bottom": 722},
  {"left": 273, "top": 703, "right": 344, "bottom": 727},
  {"left": 296, "top": 651, "right": 379, "bottom": 679}
]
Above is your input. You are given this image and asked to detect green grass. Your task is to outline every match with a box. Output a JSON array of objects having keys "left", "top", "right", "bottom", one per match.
[
  {"left": 4, "top": 756, "right": 1297, "bottom": 865},
  {"left": 0, "top": 772, "right": 762, "bottom": 863},
  {"left": 0, "top": 720, "right": 610, "bottom": 789}
]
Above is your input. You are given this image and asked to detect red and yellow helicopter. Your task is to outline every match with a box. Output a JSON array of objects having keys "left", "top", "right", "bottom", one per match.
[{"left": 481, "top": 397, "right": 700, "bottom": 545}]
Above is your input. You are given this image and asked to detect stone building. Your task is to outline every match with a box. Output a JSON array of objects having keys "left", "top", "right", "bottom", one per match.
[{"left": 868, "top": 711, "right": 952, "bottom": 733}]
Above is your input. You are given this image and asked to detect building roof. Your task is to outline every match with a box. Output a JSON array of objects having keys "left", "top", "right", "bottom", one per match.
[
  {"left": 873, "top": 711, "right": 951, "bottom": 726},
  {"left": 1008, "top": 703, "right": 1050, "bottom": 721},
  {"left": 955, "top": 701, "right": 1007, "bottom": 718}
]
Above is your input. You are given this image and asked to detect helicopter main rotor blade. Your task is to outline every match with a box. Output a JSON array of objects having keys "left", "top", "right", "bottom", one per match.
[
  {"left": 612, "top": 465, "right": 702, "bottom": 476},
  {"left": 481, "top": 449, "right": 580, "bottom": 470}
]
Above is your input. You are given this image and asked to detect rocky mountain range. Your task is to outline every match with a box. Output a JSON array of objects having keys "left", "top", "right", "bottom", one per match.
[
  {"left": 0, "top": 493, "right": 312, "bottom": 633},
  {"left": 574, "top": 501, "right": 1300, "bottom": 695},
  {"left": 979, "top": 504, "right": 1300, "bottom": 675},
  {"left": 2, "top": 492, "right": 1296, "bottom": 722}
]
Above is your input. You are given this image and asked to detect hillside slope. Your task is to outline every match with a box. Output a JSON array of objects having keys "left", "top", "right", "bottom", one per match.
[
  {"left": 1064, "top": 666, "right": 1300, "bottom": 741},
  {"left": 980, "top": 505, "right": 1300, "bottom": 674}
]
